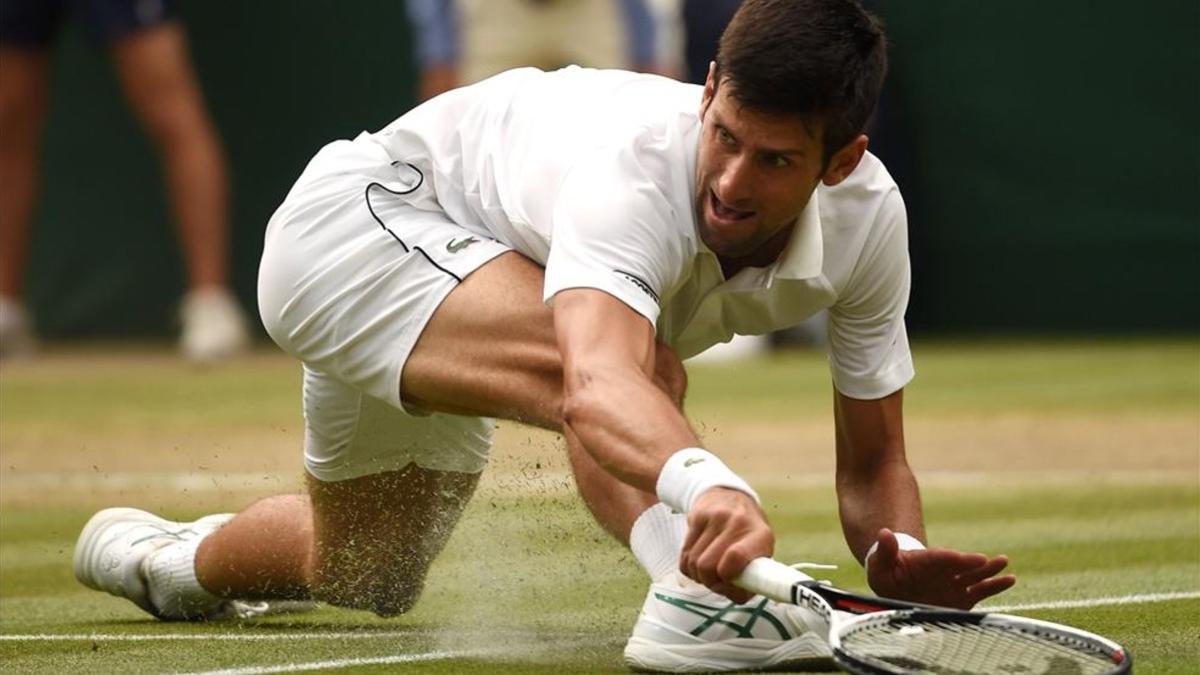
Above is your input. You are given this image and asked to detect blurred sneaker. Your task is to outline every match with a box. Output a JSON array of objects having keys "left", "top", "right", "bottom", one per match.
[
  {"left": 0, "top": 296, "right": 36, "bottom": 360},
  {"left": 623, "top": 572, "right": 831, "bottom": 672},
  {"left": 74, "top": 507, "right": 315, "bottom": 620},
  {"left": 180, "top": 287, "right": 250, "bottom": 362}
]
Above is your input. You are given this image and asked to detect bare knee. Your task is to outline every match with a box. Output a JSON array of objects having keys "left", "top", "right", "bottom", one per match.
[
  {"left": 305, "top": 468, "right": 476, "bottom": 618},
  {"left": 314, "top": 578, "right": 425, "bottom": 618},
  {"left": 311, "top": 549, "right": 431, "bottom": 617},
  {"left": 652, "top": 341, "right": 688, "bottom": 408}
]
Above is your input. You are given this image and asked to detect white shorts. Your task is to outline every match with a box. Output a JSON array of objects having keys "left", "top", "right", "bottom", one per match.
[{"left": 258, "top": 137, "right": 512, "bottom": 482}]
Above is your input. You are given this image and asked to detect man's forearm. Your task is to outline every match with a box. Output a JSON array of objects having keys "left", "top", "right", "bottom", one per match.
[
  {"left": 836, "top": 458, "right": 925, "bottom": 562},
  {"left": 562, "top": 362, "right": 698, "bottom": 492}
]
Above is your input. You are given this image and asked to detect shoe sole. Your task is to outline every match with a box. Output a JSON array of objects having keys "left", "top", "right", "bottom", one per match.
[{"left": 623, "top": 633, "right": 831, "bottom": 673}]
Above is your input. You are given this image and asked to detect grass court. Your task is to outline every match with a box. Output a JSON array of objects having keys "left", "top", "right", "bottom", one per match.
[{"left": 1, "top": 339, "right": 1197, "bottom": 672}]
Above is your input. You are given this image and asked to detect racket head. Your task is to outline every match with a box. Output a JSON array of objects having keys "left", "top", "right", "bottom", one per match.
[{"left": 831, "top": 609, "right": 1131, "bottom": 675}]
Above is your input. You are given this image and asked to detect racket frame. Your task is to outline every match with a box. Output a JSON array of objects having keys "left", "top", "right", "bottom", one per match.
[
  {"left": 826, "top": 606, "right": 1132, "bottom": 675},
  {"left": 736, "top": 560, "right": 1132, "bottom": 675},
  {"left": 787, "top": 578, "right": 1132, "bottom": 672}
]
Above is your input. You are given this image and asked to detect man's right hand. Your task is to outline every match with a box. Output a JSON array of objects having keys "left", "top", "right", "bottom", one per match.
[{"left": 679, "top": 488, "right": 775, "bottom": 602}]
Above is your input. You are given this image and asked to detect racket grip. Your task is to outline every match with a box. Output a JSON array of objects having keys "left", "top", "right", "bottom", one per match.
[{"left": 735, "top": 558, "right": 814, "bottom": 603}]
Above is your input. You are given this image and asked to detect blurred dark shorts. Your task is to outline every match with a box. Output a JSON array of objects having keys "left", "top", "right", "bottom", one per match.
[{"left": 0, "top": 0, "right": 177, "bottom": 49}]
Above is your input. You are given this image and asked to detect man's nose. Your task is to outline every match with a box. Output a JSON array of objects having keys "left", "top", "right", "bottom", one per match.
[{"left": 715, "top": 154, "right": 753, "bottom": 206}]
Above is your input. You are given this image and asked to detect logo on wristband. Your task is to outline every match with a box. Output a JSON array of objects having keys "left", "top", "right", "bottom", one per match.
[{"left": 683, "top": 457, "right": 707, "bottom": 468}]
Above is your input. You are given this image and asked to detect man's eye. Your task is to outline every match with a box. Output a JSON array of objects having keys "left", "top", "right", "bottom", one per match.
[
  {"left": 717, "top": 128, "right": 735, "bottom": 145},
  {"left": 769, "top": 155, "right": 791, "bottom": 168}
]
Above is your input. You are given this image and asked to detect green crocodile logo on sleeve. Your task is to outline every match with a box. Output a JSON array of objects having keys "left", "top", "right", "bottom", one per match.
[{"left": 446, "top": 237, "right": 480, "bottom": 254}]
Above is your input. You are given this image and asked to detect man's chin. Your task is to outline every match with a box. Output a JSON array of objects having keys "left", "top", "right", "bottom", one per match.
[
  {"left": 699, "top": 225, "right": 744, "bottom": 257},
  {"left": 703, "top": 238, "right": 752, "bottom": 259}
]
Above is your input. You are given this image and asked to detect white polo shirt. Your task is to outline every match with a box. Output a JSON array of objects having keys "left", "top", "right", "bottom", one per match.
[{"left": 365, "top": 66, "right": 913, "bottom": 400}]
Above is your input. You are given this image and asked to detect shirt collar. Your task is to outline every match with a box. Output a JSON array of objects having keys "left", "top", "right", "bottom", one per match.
[
  {"left": 773, "top": 189, "right": 824, "bottom": 280},
  {"left": 692, "top": 190, "right": 824, "bottom": 285}
]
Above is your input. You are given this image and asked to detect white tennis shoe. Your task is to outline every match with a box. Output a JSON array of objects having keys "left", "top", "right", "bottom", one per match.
[
  {"left": 180, "top": 287, "right": 250, "bottom": 362},
  {"left": 74, "top": 507, "right": 314, "bottom": 620},
  {"left": 0, "top": 297, "right": 36, "bottom": 360},
  {"left": 623, "top": 571, "right": 831, "bottom": 672}
]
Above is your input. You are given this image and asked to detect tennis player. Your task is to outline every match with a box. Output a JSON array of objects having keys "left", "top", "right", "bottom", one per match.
[{"left": 74, "top": 1, "right": 1015, "bottom": 670}]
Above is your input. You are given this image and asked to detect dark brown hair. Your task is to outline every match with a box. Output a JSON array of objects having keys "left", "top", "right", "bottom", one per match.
[{"left": 716, "top": 0, "right": 888, "bottom": 164}]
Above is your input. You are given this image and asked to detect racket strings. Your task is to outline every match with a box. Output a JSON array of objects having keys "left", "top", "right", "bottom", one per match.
[{"left": 840, "top": 618, "right": 1118, "bottom": 674}]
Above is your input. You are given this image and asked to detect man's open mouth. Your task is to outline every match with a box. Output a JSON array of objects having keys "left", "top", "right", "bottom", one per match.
[{"left": 710, "top": 190, "right": 754, "bottom": 221}]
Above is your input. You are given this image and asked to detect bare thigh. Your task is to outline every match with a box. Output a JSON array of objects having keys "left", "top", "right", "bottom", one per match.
[
  {"left": 307, "top": 465, "right": 479, "bottom": 616},
  {"left": 399, "top": 251, "right": 690, "bottom": 544},
  {"left": 305, "top": 255, "right": 558, "bottom": 614},
  {"left": 401, "top": 251, "right": 564, "bottom": 428},
  {"left": 404, "top": 250, "right": 688, "bottom": 423}
]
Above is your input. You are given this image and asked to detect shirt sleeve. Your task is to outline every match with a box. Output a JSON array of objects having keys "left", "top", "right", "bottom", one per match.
[
  {"left": 544, "top": 148, "right": 687, "bottom": 329},
  {"left": 826, "top": 188, "right": 916, "bottom": 399}
]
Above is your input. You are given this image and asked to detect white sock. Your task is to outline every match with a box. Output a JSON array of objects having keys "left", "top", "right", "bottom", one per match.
[
  {"left": 629, "top": 503, "right": 688, "bottom": 582},
  {"left": 144, "top": 535, "right": 225, "bottom": 619}
]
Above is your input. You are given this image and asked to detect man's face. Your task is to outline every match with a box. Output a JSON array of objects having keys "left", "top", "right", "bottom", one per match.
[{"left": 694, "top": 74, "right": 826, "bottom": 259}]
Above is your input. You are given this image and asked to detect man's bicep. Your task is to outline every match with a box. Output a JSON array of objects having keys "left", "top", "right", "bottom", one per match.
[{"left": 553, "top": 288, "right": 658, "bottom": 376}]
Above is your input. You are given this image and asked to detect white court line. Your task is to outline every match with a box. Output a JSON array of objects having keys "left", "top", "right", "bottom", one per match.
[
  {"left": 0, "top": 472, "right": 298, "bottom": 493},
  {"left": 984, "top": 590, "right": 1200, "bottom": 613},
  {"left": 176, "top": 640, "right": 621, "bottom": 675},
  {"left": 2, "top": 590, "right": 1198, "bottom": 645},
  {"left": 0, "top": 630, "right": 424, "bottom": 642},
  {"left": 178, "top": 650, "right": 478, "bottom": 675},
  {"left": 3, "top": 469, "right": 1192, "bottom": 494}
]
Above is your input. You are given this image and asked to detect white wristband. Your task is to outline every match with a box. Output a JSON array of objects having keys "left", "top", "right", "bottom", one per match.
[
  {"left": 863, "top": 532, "right": 926, "bottom": 568},
  {"left": 656, "top": 448, "right": 760, "bottom": 514}
]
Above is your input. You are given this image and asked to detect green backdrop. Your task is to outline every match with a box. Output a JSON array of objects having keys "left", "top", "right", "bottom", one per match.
[
  {"left": 18, "top": 1, "right": 1199, "bottom": 337},
  {"left": 874, "top": 1, "right": 1199, "bottom": 333}
]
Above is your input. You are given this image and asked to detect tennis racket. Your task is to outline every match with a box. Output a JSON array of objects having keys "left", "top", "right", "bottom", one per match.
[{"left": 735, "top": 557, "right": 1131, "bottom": 675}]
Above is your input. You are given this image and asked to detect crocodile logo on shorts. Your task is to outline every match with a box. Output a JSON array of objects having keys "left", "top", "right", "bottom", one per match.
[{"left": 446, "top": 237, "right": 480, "bottom": 254}]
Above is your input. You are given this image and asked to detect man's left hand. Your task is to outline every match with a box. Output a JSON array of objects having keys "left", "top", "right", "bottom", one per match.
[{"left": 866, "top": 528, "right": 1016, "bottom": 610}]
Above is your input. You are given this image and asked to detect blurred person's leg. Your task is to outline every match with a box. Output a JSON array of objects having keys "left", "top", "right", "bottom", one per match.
[
  {"left": 461, "top": 0, "right": 624, "bottom": 82},
  {"left": 0, "top": 0, "right": 61, "bottom": 358},
  {"left": 0, "top": 50, "right": 48, "bottom": 303},
  {"left": 460, "top": 0, "right": 555, "bottom": 82},
  {"left": 104, "top": 11, "right": 248, "bottom": 360},
  {"left": 554, "top": 0, "right": 624, "bottom": 70}
]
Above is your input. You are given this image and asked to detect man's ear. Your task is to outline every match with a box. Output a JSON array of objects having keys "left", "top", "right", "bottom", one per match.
[
  {"left": 700, "top": 61, "right": 717, "bottom": 118},
  {"left": 821, "top": 135, "right": 869, "bottom": 186}
]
